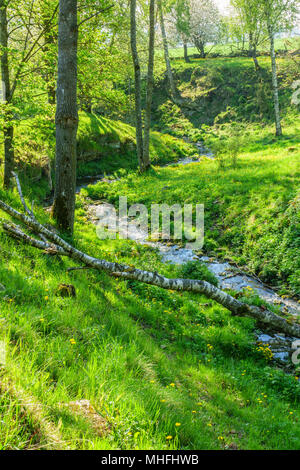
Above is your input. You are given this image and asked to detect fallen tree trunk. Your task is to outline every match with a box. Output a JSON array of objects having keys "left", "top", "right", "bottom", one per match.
[{"left": 0, "top": 188, "right": 299, "bottom": 338}]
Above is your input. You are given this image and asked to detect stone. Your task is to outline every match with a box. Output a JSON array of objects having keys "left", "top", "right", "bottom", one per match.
[
  {"left": 56, "top": 284, "right": 76, "bottom": 298},
  {"left": 273, "top": 352, "right": 289, "bottom": 362}
]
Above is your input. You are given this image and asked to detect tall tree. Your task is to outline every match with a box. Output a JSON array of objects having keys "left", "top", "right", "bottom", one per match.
[
  {"left": 0, "top": 0, "right": 13, "bottom": 188},
  {"left": 52, "top": 0, "right": 79, "bottom": 233},
  {"left": 231, "top": 0, "right": 265, "bottom": 71},
  {"left": 256, "top": 0, "right": 299, "bottom": 136},
  {"left": 157, "top": 0, "right": 177, "bottom": 97},
  {"left": 188, "top": 0, "right": 221, "bottom": 58},
  {"left": 130, "top": 0, "right": 144, "bottom": 170},
  {"left": 174, "top": 0, "right": 191, "bottom": 62},
  {"left": 143, "top": 0, "right": 155, "bottom": 168},
  {"left": 130, "top": 0, "right": 156, "bottom": 171},
  {"left": 0, "top": 0, "right": 58, "bottom": 188},
  {"left": 41, "top": 1, "right": 58, "bottom": 105}
]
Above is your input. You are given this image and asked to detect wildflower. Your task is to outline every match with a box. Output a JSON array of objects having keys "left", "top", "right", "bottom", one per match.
[
  {"left": 70, "top": 338, "right": 76, "bottom": 345},
  {"left": 170, "top": 383, "right": 175, "bottom": 387},
  {"left": 150, "top": 380, "right": 155, "bottom": 384},
  {"left": 45, "top": 296, "right": 49, "bottom": 301},
  {"left": 218, "top": 436, "right": 224, "bottom": 440},
  {"left": 166, "top": 435, "right": 173, "bottom": 440},
  {"left": 207, "top": 423, "right": 212, "bottom": 427},
  {"left": 192, "top": 410, "right": 197, "bottom": 414},
  {"left": 175, "top": 423, "right": 181, "bottom": 427},
  {"left": 160, "top": 399, "right": 166, "bottom": 403}
]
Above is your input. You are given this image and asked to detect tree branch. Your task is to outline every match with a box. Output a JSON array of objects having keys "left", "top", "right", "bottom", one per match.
[{"left": 77, "top": 5, "right": 114, "bottom": 28}]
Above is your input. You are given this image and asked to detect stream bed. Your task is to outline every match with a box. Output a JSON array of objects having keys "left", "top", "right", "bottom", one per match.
[{"left": 79, "top": 145, "right": 300, "bottom": 367}]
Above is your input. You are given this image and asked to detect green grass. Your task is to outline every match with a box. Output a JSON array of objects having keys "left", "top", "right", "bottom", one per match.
[
  {"left": 165, "top": 37, "right": 300, "bottom": 59},
  {"left": 153, "top": 55, "right": 299, "bottom": 135},
  {"left": 12, "top": 111, "right": 195, "bottom": 183},
  {"left": 0, "top": 197, "right": 299, "bottom": 449},
  {"left": 0, "top": 54, "right": 299, "bottom": 450},
  {"left": 0, "top": 387, "right": 40, "bottom": 450},
  {"left": 85, "top": 113, "right": 300, "bottom": 295}
]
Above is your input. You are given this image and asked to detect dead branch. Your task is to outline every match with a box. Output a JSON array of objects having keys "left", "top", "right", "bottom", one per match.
[{"left": 0, "top": 193, "right": 299, "bottom": 338}]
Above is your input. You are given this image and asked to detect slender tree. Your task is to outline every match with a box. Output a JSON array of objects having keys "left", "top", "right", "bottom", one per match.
[
  {"left": 267, "top": 19, "right": 282, "bottom": 136},
  {"left": 157, "top": 0, "right": 177, "bottom": 97},
  {"left": 143, "top": 0, "right": 155, "bottom": 169},
  {"left": 52, "top": 0, "right": 79, "bottom": 233},
  {"left": 41, "top": 1, "right": 58, "bottom": 105},
  {"left": 174, "top": 0, "right": 191, "bottom": 62},
  {"left": 0, "top": 0, "right": 58, "bottom": 188},
  {"left": 231, "top": 0, "right": 264, "bottom": 71},
  {"left": 256, "top": 0, "right": 298, "bottom": 136},
  {"left": 130, "top": 0, "right": 144, "bottom": 170},
  {"left": 0, "top": 0, "right": 13, "bottom": 188}
]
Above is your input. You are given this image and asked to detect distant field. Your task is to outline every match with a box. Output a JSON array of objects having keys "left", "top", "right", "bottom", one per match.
[{"left": 162, "top": 36, "right": 300, "bottom": 59}]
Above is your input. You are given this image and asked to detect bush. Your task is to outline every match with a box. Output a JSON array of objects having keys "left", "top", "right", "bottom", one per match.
[{"left": 180, "top": 261, "right": 218, "bottom": 286}]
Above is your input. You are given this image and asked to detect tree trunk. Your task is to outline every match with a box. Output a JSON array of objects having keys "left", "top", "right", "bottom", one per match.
[
  {"left": 130, "top": 0, "right": 144, "bottom": 171},
  {"left": 249, "top": 31, "right": 260, "bottom": 72},
  {"left": 52, "top": 0, "right": 79, "bottom": 234},
  {"left": 157, "top": 0, "right": 177, "bottom": 97},
  {"left": 268, "top": 24, "right": 282, "bottom": 137},
  {"left": 0, "top": 1, "right": 14, "bottom": 189},
  {"left": 183, "top": 40, "right": 189, "bottom": 62},
  {"left": 194, "top": 37, "right": 206, "bottom": 58},
  {"left": 42, "top": 15, "right": 57, "bottom": 105},
  {"left": 143, "top": 0, "right": 155, "bottom": 169}
]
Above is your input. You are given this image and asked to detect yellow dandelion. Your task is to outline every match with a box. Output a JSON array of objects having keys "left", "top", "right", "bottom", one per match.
[
  {"left": 175, "top": 423, "right": 181, "bottom": 427},
  {"left": 166, "top": 435, "right": 173, "bottom": 440}
]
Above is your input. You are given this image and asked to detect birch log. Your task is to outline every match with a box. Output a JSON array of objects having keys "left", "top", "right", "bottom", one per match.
[{"left": 0, "top": 195, "right": 299, "bottom": 339}]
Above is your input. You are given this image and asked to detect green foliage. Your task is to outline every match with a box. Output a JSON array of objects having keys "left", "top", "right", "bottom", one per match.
[
  {"left": 154, "top": 56, "right": 299, "bottom": 133},
  {"left": 0, "top": 202, "right": 299, "bottom": 449},
  {"left": 180, "top": 261, "right": 218, "bottom": 286}
]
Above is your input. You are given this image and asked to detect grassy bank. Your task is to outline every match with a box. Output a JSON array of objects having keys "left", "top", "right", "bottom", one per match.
[
  {"left": 0, "top": 189, "right": 299, "bottom": 449},
  {"left": 9, "top": 111, "right": 195, "bottom": 184},
  {"left": 85, "top": 113, "right": 300, "bottom": 296}
]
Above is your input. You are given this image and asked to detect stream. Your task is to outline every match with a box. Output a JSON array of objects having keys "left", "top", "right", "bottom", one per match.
[{"left": 78, "top": 144, "right": 300, "bottom": 366}]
